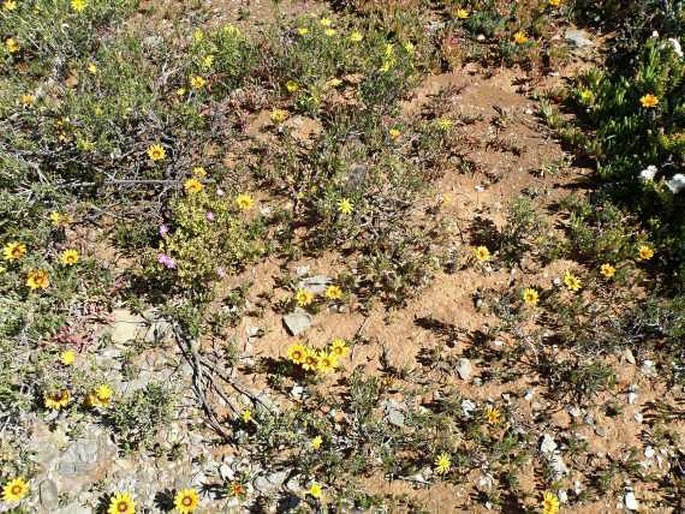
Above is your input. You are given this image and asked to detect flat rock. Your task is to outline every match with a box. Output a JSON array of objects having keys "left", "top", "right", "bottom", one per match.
[
  {"left": 298, "top": 275, "right": 331, "bottom": 295},
  {"left": 540, "top": 433, "right": 557, "bottom": 456},
  {"left": 565, "top": 28, "right": 594, "bottom": 48},
  {"left": 283, "top": 309, "right": 312, "bottom": 336},
  {"left": 456, "top": 358, "right": 472, "bottom": 380},
  {"left": 39, "top": 479, "right": 59, "bottom": 510}
]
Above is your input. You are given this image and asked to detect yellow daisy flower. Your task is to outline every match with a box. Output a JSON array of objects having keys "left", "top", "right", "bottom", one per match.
[
  {"left": 337, "top": 198, "right": 354, "bottom": 215},
  {"left": 189, "top": 75, "right": 206, "bottom": 89},
  {"left": 639, "top": 94, "right": 659, "bottom": 108},
  {"left": 285, "top": 80, "right": 300, "bottom": 93},
  {"left": 70, "top": 0, "right": 87, "bottom": 12},
  {"left": 329, "top": 338, "right": 349, "bottom": 358},
  {"left": 20, "top": 94, "right": 35, "bottom": 107},
  {"left": 241, "top": 409, "right": 252, "bottom": 423},
  {"left": 484, "top": 406, "right": 502, "bottom": 425},
  {"left": 542, "top": 491, "right": 560, "bottom": 514},
  {"left": 319, "top": 17, "right": 332, "bottom": 27},
  {"left": 3, "top": 1, "right": 17, "bottom": 11},
  {"left": 44, "top": 389, "right": 70, "bottom": 410},
  {"left": 434, "top": 452, "right": 451, "bottom": 475},
  {"left": 287, "top": 343, "right": 308, "bottom": 365},
  {"left": 296, "top": 27, "right": 309, "bottom": 36},
  {"left": 301, "top": 350, "right": 319, "bottom": 371},
  {"left": 201, "top": 54, "right": 214, "bottom": 69},
  {"left": 60, "top": 249, "right": 80, "bottom": 266},
  {"left": 324, "top": 284, "right": 343, "bottom": 300},
  {"left": 316, "top": 351, "right": 338, "bottom": 373},
  {"left": 324, "top": 28, "right": 336, "bottom": 36},
  {"left": 308, "top": 483, "right": 322, "bottom": 499},
  {"left": 271, "top": 109, "right": 289, "bottom": 124},
  {"left": 108, "top": 492, "right": 135, "bottom": 514},
  {"left": 637, "top": 244, "right": 654, "bottom": 261},
  {"left": 600, "top": 263, "right": 616, "bottom": 278},
  {"left": 349, "top": 31, "right": 363, "bottom": 43},
  {"left": 87, "top": 384, "right": 113, "bottom": 408},
  {"left": 522, "top": 287, "right": 539, "bottom": 306},
  {"left": 513, "top": 31, "right": 528, "bottom": 45},
  {"left": 473, "top": 246, "right": 491, "bottom": 262},
  {"left": 456, "top": 8, "right": 469, "bottom": 19},
  {"left": 87, "top": 62, "right": 97, "bottom": 74},
  {"left": 1, "top": 477, "right": 29, "bottom": 503},
  {"left": 563, "top": 271, "right": 581, "bottom": 292},
  {"left": 60, "top": 350, "right": 76, "bottom": 365},
  {"left": 174, "top": 488, "right": 200, "bottom": 514},
  {"left": 183, "top": 178, "right": 203, "bottom": 194},
  {"left": 26, "top": 269, "right": 50, "bottom": 290},
  {"left": 147, "top": 144, "right": 166, "bottom": 161},
  {"left": 3, "top": 242, "right": 26, "bottom": 262},
  {"left": 235, "top": 193, "right": 255, "bottom": 210},
  {"left": 191, "top": 166, "right": 207, "bottom": 178},
  {"left": 389, "top": 128, "right": 401, "bottom": 140},
  {"left": 295, "top": 288, "right": 314, "bottom": 307},
  {"left": 310, "top": 435, "right": 323, "bottom": 450},
  {"left": 5, "top": 37, "right": 20, "bottom": 53}
]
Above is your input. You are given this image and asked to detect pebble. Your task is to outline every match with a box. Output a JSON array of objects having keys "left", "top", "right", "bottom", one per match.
[
  {"left": 456, "top": 358, "right": 472, "bottom": 380},
  {"left": 641, "top": 359, "right": 656, "bottom": 376},
  {"left": 283, "top": 309, "right": 312, "bottom": 336},
  {"left": 624, "top": 490, "right": 639, "bottom": 511}
]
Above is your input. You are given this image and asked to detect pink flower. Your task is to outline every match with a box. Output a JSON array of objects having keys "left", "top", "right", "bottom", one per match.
[
  {"left": 157, "top": 253, "right": 176, "bottom": 269},
  {"left": 206, "top": 211, "right": 215, "bottom": 221},
  {"left": 159, "top": 224, "right": 169, "bottom": 237}
]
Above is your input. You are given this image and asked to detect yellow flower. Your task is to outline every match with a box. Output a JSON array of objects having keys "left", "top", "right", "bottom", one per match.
[
  {"left": 295, "top": 288, "right": 314, "bottom": 307},
  {"left": 473, "top": 246, "right": 491, "bottom": 262},
  {"left": 5, "top": 37, "right": 19, "bottom": 53},
  {"left": 201, "top": 54, "right": 214, "bottom": 69},
  {"left": 191, "top": 166, "right": 206, "bottom": 178},
  {"left": 3, "top": 1, "right": 17, "bottom": 11},
  {"left": 379, "top": 61, "right": 393, "bottom": 72},
  {"left": 192, "top": 29, "right": 204, "bottom": 43},
  {"left": 330, "top": 338, "right": 349, "bottom": 358},
  {"left": 287, "top": 343, "right": 308, "bottom": 365},
  {"left": 87, "top": 62, "right": 97, "bottom": 74},
  {"left": 285, "top": 80, "right": 300, "bottom": 93},
  {"left": 3, "top": 242, "right": 26, "bottom": 262},
  {"left": 147, "top": 144, "right": 166, "bottom": 161},
  {"left": 235, "top": 193, "right": 255, "bottom": 210},
  {"left": 88, "top": 384, "right": 113, "bottom": 408},
  {"left": 183, "top": 178, "right": 203, "bottom": 194},
  {"left": 297, "top": 27, "right": 309, "bottom": 36},
  {"left": 310, "top": 435, "right": 323, "bottom": 450},
  {"left": 176, "top": 87, "right": 187, "bottom": 96},
  {"left": 20, "top": 93, "right": 35, "bottom": 107},
  {"left": 484, "top": 406, "right": 502, "bottom": 425},
  {"left": 563, "top": 270, "right": 581, "bottom": 291},
  {"left": 174, "top": 488, "right": 199, "bottom": 514},
  {"left": 2, "top": 477, "right": 29, "bottom": 503},
  {"left": 26, "top": 269, "right": 50, "bottom": 290},
  {"left": 513, "top": 31, "right": 528, "bottom": 45},
  {"left": 389, "top": 128, "right": 401, "bottom": 140},
  {"left": 403, "top": 41, "right": 415, "bottom": 54},
  {"left": 316, "top": 351, "right": 338, "bottom": 373},
  {"left": 70, "top": 0, "right": 87, "bottom": 12},
  {"left": 60, "top": 249, "right": 80, "bottom": 266},
  {"left": 271, "top": 109, "right": 289, "bottom": 124},
  {"left": 44, "top": 389, "right": 70, "bottom": 410},
  {"left": 301, "top": 350, "right": 319, "bottom": 371},
  {"left": 189, "top": 75, "right": 206, "bottom": 89},
  {"left": 324, "top": 284, "right": 343, "bottom": 300},
  {"left": 324, "top": 28, "right": 337, "bottom": 37},
  {"left": 637, "top": 244, "right": 654, "bottom": 261},
  {"left": 337, "top": 198, "right": 354, "bottom": 215},
  {"left": 456, "top": 8, "right": 469, "bottom": 19},
  {"left": 241, "top": 409, "right": 252, "bottom": 423},
  {"left": 640, "top": 93, "right": 659, "bottom": 108},
  {"left": 437, "top": 117, "right": 453, "bottom": 130},
  {"left": 549, "top": 0, "right": 562, "bottom": 6},
  {"left": 326, "top": 77, "right": 342, "bottom": 88},
  {"left": 308, "top": 483, "right": 322, "bottom": 499},
  {"left": 522, "top": 287, "right": 539, "bottom": 306},
  {"left": 349, "top": 31, "right": 363, "bottom": 43},
  {"left": 600, "top": 263, "right": 616, "bottom": 278},
  {"left": 434, "top": 452, "right": 451, "bottom": 475},
  {"left": 542, "top": 491, "right": 560, "bottom": 514},
  {"left": 319, "top": 17, "right": 332, "bottom": 27},
  {"left": 108, "top": 492, "right": 135, "bottom": 514},
  {"left": 60, "top": 350, "right": 76, "bottom": 365},
  {"left": 50, "top": 211, "right": 71, "bottom": 227},
  {"left": 579, "top": 89, "right": 594, "bottom": 104}
]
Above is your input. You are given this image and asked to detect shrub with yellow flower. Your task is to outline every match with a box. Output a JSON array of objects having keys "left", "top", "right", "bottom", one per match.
[
  {"left": 5, "top": 37, "right": 20, "bottom": 53},
  {"left": 308, "top": 483, "right": 322, "bottom": 499},
  {"left": 44, "top": 389, "right": 70, "bottom": 410},
  {"left": 337, "top": 198, "right": 354, "bottom": 215},
  {"left": 189, "top": 75, "right": 206, "bottom": 89},
  {"left": 147, "top": 144, "right": 166, "bottom": 161},
  {"left": 434, "top": 452, "right": 451, "bottom": 474},
  {"left": 271, "top": 109, "right": 289, "bottom": 124},
  {"left": 183, "top": 178, "right": 203, "bottom": 194},
  {"left": 456, "top": 8, "right": 469, "bottom": 19},
  {"left": 310, "top": 435, "right": 323, "bottom": 450},
  {"left": 241, "top": 409, "right": 252, "bottom": 423},
  {"left": 201, "top": 54, "right": 214, "bottom": 69},
  {"left": 108, "top": 492, "right": 135, "bottom": 514},
  {"left": 60, "top": 350, "right": 76, "bottom": 366},
  {"left": 3, "top": 242, "right": 26, "bottom": 262},
  {"left": 600, "top": 263, "right": 616, "bottom": 278},
  {"left": 87, "top": 62, "right": 97, "bottom": 74},
  {"left": 60, "top": 249, "right": 80, "bottom": 266},
  {"left": 174, "top": 488, "right": 200, "bottom": 514},
  {"left": 349, "top": 31, "right": 363, "bottom": 42},
  {"left": 26, "top": 269, "right": 50, "bottom": 290},
  {"left": 548, "top": 0, "right": 562, "bottom": 7},
  {"left": 3, "top": 0, "right": 17, "bottom": 11},
  {"left": 70, "top": 0, "right": 87, "bottom": 12},
  {"left": 1, "top": 477, "right": 29, "bottom": 503},
  {"left": 297, "top": 27, "right": 309, "bottom": 36}
]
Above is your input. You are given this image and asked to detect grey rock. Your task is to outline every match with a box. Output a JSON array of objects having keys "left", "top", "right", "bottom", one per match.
[
  {"left": 39, "top": 479, "right": 59, "bottom": 510},
  {"left": 540, "top": 434, "right": 557, "bottom": 456},
  {"left": 625, "top": 491, "right": 639, "bottom": 511},
  {"left": 383, "top": 400, "right": 406, "bottom": 428},
  {"left": 461, "top": 399, "right": 476, "bottom": 418},
  {"left": 267, "top": 469, "right": 290, "bottom": 487},
  {"left": 644, "top": 446, "right": 656, "bottom": 459},
  {"left": 565, "top": 28, "right": 594, "bottom": 49},
  {"left": 52, "top": 504, "right": 90, "bottom": 514},
  {"left": 283, "top": 309, "right": 312, "bottom": 336},
  {"left": 594, "top": 426, "right": 608, "bottom": 437},
  {"left": 456, "top": 358, "right": 472, "bottom": 380},
  {"left": 295, "top": 266, "right": 309, "bottom": 277},
  {"left": 641, "top": 359, "right": 657, "bottom": 376},
  {"left": 550, "top": 454, "right": 569, "bottom": 478},
  {"left": 298, "top": 275, "right": 331, "bottom": 295},
  {"left": 54, "top": 424, "right": 118, "bottom": 489},
  {"left": 623, "top": 348, "right": 636, "bottom": 364}
]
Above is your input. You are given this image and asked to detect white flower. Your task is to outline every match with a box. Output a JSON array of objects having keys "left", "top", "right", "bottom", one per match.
[
  {"left": 668, "top": 38, "right": 683, "bottom": 58},
  {"left": 666, "top": 173, "right": 685, "bottom": 194},
  {"left": 651, "top": 31, "right": 659, "bottom": 39},
  {"left": 639, "top": 165, "right": 658, "bottom": 182}
]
